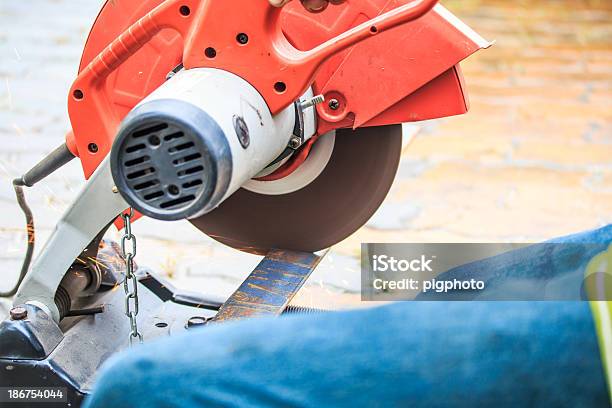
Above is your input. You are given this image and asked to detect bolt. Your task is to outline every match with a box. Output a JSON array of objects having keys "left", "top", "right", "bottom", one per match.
[
  {"left": 236, "top": 33, "right": 249, "bottom": 45},
  {"left": 205, "top": 47, "right": 217, "bottom": 59},
  {"left": 187, "top": 316, "right": 209, "bottom": 328},
  {"left": 10, "top": 306, "right": 27, "bottom": 321},
  {"left": 299, "top": 94, "right": 325, "bottom": 111},
  {"left": 328, "top": 98, "right": 340, "bottom": 110},
  {"left": 112, "top": 186, "right": 119, "bottom": 194},
  {"left": 288, "top": 136, "right": 302, "bottom": 149},
  {"left": 179, "top": 5, "right": 191, "bottom": 16}
]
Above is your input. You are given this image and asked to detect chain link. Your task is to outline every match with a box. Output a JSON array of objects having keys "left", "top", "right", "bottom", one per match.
[{"left": 121, "top": 208, "right": 143, "bottom": 346}]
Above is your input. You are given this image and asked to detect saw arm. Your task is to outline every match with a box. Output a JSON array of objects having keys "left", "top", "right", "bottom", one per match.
[{"left": 14, "top": 158, "right": 129, "bottom": 322}]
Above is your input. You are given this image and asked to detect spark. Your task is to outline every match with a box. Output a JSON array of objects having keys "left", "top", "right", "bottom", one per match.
[
  {"left": 86, "top": 256, "right": 109, "bottom": 271},
  {"left": 5, "top": 77, "right": 12, "bottom": 110},
  {"left": 0, "top": 161, "right": 11, "bottom": 177},
  {"left": 12, "top": 123, "right": 23, "bottom": 136},
  {"left": 97, "top": 252, "right": 126, "bottom": 272},
  {"left": 44, "top": 185, "right": 68, "bottom": 206},
  {"left": 26, "top": 222, "right": 35, "bottom": 244},
  {"left": 160, "top": 256, "right": 177, "bottom": 278}
]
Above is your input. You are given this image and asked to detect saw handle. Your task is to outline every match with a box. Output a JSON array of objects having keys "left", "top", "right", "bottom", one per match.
[
  {"left": 304, "top": 0, "right": 439, "bottom": 64},
  {"left": 183, "top": 0, "right": 438, "bottom": 114},
  {"left": 67, "top": 0, "right": 198, "bottom": 174}
]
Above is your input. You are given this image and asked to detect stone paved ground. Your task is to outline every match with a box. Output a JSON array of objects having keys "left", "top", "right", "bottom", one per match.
[{"left": 0, "top": 0, "right": 610, "bottom": 314}]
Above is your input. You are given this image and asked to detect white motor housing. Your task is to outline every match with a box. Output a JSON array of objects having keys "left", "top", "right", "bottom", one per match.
[{"left": 110, "top": 68, "right": 297, "bottom": 220}]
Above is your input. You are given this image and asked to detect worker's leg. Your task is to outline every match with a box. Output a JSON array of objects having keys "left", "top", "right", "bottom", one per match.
[{"left": 83, "top": 301, "right": 609, "bottom": 408}]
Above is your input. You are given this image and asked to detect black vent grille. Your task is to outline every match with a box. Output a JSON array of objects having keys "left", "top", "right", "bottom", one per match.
[{"left": 118, "top": 121, "right": 207, "bottom": 215}]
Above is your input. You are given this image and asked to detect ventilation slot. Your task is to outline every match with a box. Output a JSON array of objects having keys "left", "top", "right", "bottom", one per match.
[
  {"left": 125, "top": 155, "right": 150, "bottom": 167},
  {"left": 168, "top": 142, "right": 195, "bottom": 154},
  {"left": 144, "top": 191, "right": 165, "bottom": 201},
  {"left": 182, "top": 179, "right": 203, "bottom": 189},
  {"left": 134, "top": 179, "right": 160, "bottom": 191},
  {"left": 164, "top": 132, "right": 184, "bottom": 142},
  {"left": 160, "top": 195, "right": 196, "bottom": 209},
  {"left": 132, "top": 123, "right": 168, "bottom": 138},
  {"left": 173, "top": 153, "right": 202, "bottom": 165},
  {"left": 177, "top": 166, "right": 204, "bottom": 177},
  {"left": 126, "top": 143, "right": 146, "bottom": 153},
  {"left": 127, "top": 167, "right": 155, "bottom": 180}
]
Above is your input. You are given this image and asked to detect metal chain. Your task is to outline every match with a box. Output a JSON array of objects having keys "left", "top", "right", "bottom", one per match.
[{"left": 121, "top": 208, "right": 143, "bottom": 346}]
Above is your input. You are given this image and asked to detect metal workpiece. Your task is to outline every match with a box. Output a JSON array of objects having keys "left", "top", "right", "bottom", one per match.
[
  {"left": 14, "top": 157, "right": 129, "bottom": 323},
  {"left": 213, "top": 249, "right": 325, "bottom": 322}
]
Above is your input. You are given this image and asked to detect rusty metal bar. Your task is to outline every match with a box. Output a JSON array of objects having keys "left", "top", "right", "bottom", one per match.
[{"left": 212, "top": 249, "right": 325, "bottom": 322}]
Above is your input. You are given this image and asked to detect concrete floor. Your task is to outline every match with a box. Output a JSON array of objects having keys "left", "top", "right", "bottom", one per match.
[{"left": 0, "top": 0, "right": 610, "bottom": 314}]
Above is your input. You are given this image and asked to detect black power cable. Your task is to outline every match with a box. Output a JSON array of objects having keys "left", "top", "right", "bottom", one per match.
[
  {"left": 0, "top": 180, "right": 35, "bottom": 297},
  {"left": 0, "top": 143, "right": 74, "bottom": 298}
]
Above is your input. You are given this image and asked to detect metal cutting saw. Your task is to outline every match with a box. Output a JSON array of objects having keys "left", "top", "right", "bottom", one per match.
[{"left": 0, "top": 0, "right": 489, "bottom": 405}]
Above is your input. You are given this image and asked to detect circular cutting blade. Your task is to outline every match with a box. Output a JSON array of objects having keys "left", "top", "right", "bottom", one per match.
[{"left": 190, "top": 125, "right": 403, "bottom": 254}]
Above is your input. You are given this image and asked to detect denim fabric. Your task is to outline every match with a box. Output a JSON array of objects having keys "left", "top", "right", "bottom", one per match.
[
  {"left": 417, "top": 225, "right": 612, "bottom": 301},
  {"left": 84, "top": 226, "right": 612, "bottom": 408}
]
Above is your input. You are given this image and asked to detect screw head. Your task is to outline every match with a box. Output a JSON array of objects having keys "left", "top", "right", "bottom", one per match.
[
  {"left": 10, "top": 306, "right": 27, "bottom": 321},
  {"left": 328, "top": 99, "right": 340, "bottom": 110},
  {"left": 236, "top": 33, "right": 249, "bottom": 45},
  {"left": 204, "top": 47, "right": 217, "bottom": 59},
  {"left": 288, "top": 137, "right": 302, "bottom": 149}
]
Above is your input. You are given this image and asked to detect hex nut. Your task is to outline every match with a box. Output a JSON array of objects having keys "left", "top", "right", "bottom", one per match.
[
  {"left": 186, "top": 316, "right": 209, "bottom": 328},
  {"left": 10, "top": 306, "right": 28, "bottom": 321}
]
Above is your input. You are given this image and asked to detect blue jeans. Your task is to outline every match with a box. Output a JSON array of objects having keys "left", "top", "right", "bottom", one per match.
[
  {"left": 84, "top": 226, "right": 612, "bottom": 407},
  {"left": 84, "top": 302, "right": 608, "bottom": 407}
]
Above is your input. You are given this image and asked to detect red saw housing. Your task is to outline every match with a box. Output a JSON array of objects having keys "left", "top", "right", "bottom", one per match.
[{"left": 66, "top": 0, "right": 489, "bottom": 180}]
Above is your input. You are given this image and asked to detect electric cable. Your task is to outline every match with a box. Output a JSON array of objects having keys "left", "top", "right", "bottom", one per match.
[
  {"left": 0, "top": 179, "right": 34, "bottom": 297},
  {"left": 0, "top": 143, "right": 74, "bottom": 297}
]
